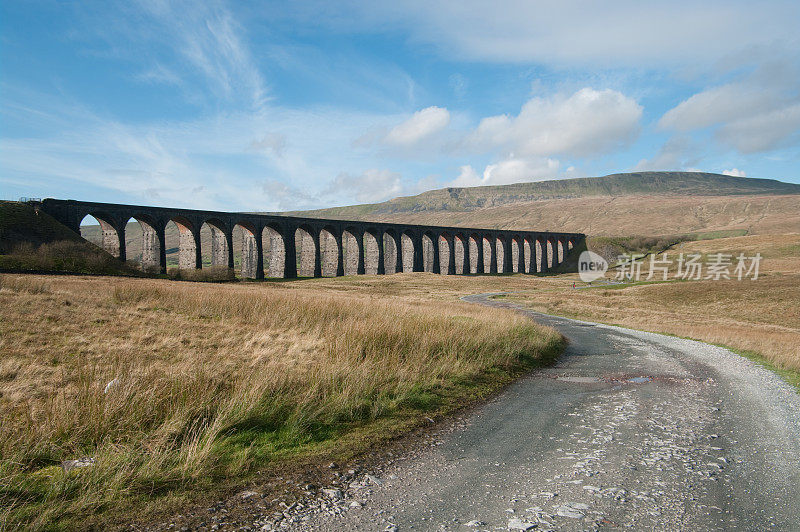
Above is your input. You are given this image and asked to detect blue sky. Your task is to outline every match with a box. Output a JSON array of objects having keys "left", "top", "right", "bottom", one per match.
[{"left": 1, "top": 1, "right": 799, "bottom": 211}]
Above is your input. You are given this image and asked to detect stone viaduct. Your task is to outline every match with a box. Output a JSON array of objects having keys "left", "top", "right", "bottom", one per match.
[{"left": 40, "top": 198, "right": 585, "bottom": 279}]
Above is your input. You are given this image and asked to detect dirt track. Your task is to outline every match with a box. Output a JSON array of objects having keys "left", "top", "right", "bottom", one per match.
[{"left": 280, "top": 294, "right": 800, "bottom": 530}]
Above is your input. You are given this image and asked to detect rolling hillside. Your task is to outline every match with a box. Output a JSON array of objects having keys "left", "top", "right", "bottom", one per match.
[{"left": 296, "top": 172, "right": 800, "bottom": 236}]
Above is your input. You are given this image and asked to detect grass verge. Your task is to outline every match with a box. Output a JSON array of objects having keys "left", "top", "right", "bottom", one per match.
[
  {"left": 712, "top": 344, "right": 800, "bottom": 391},
  {"left": 495, "top": 288, "right": 800, "bottom": 392}
]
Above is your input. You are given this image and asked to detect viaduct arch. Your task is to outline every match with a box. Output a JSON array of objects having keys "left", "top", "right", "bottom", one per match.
[{"left": 41, "top": 198, "right": 584, "bottom": 279}]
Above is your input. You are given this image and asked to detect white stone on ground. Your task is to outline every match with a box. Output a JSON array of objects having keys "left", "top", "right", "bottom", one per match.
[{"left": 508, "top": 517, "right": 538, "bottom": 530}]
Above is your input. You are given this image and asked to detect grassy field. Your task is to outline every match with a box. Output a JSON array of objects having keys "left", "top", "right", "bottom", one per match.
[
  {"left": 0, "top": 273, "right": 562, "bottom": 529},
  {"left": 3, "top": 198, "right": 798, "bottom": 529},
  {"left": 275, "top": 233, "right": 800, "bottom": 380}
]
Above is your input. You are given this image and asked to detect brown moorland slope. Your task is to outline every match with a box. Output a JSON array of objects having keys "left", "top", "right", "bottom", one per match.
[
  {"left": 294, "top": 172, "right": 800, "bottom": 236},
  {"left": 299, "top": 171, "right": 800, "bottom": 216},
  {"left": 309, "top": 193, "right": 800, "bottom": 236}
]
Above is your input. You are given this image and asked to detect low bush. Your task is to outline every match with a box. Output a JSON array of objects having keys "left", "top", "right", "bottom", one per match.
[
  {"left": 589, "top": 234, "right": 693, "bottom": 263},
  {"left": 0, "top": 240, "right": 133, "bottom": 275},
  {"left": 168, "top": 265, "right": 237, "bottom": 282}
]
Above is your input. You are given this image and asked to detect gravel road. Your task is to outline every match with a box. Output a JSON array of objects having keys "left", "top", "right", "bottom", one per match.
[{"left": 273, "top": 293, "right": 800, "bottom": 531}]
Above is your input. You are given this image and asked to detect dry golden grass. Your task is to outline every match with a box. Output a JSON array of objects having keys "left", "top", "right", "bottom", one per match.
[
  {"left": 677, "top": 233, "right": 800, "bottom": 274},
  {"left": 2, "top": 233, "right": 797, "bottom": 528},
  {"left": 0, "top": 273, "right": 560, "bottom": 529},
  {"left": 511, "top": 278, "right": 800, "bottom": 370},
  {"left": 290, "top": 274, "right": 800, "bottom": 377},
  {"left": 278, "top": 234, "right": 800, "bottom": 375}
]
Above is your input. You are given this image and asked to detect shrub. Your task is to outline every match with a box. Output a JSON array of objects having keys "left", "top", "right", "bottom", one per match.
[
  {"left": 168, "top": 266, "right": 237, "bottom": 282},
  {"left": 0, "top": 240, "right": 132, "bottom": 275}
]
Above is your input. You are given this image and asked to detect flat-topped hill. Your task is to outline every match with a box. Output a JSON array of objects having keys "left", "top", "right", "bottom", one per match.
[{"left": 294, "top": 172, "right": 800, "bottom": 236}]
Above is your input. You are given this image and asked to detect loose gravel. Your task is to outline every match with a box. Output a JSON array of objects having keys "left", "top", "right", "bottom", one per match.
[{"left": 142, "top": 293, "right": 800, "bottom": 531}]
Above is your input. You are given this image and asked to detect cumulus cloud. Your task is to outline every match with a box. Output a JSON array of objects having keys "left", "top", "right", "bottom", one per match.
[
  {"left": 384, "top": 106, "right": 451, "bottom": 146},
  {"left": 467, "top": 88, "right": 642, "bottom": 158},
  {"left": 659, "top": 84, "right": 774, "bottom": 132},
  {"left": 722, "top": 168, "right": 746, "bottom": 177},
  {"left": 324, "top": 169, "right": 403, "bottom": 203},
  {"left": 449, "top": 157, "right": 561, "bottom": 187},
  {"left": 659, "top": 61, "right": 800, "bottom": 153}
]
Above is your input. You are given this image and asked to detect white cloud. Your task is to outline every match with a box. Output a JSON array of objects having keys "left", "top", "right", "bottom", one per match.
[
  {"left": 722, "top": 168, "right": 746, "bottom": 177},
  {"left": 659, "top": 61, "right": 800, "bottom": 153},
  {"left": 327, "top": 1, "right": 800, "bottom": 67},
  {"left": 324, "top": 169, "right": 403, "bottom": 203},
  {"left": 0, "top": 88, "right": 399, "bottom": 211},
  {"left": 717, "top": 103, "right": 800, "bottom": 153},
  {"left": 411, "top": 174, "right": 443, "bottom": 194},
  {"left": 468, "top": 88, "right": 642, "bottom": 158},
  {"left": 384, "top": 106, "right": 450, "bottom": 146},
  {"left": 135, "top": 64, "right": 183, "bottom": 87},
  {"left": 659, "top": 84, "right": 774, "bottom": 132},
  {"left": 261, "top": 179, "right": 319, "bottom": 210},
  {"left": 103, "top": 0, "right": 268, "bottom": 110},
  {"left": 449, "top": 157, "right": 561, "bottom": 187},
  {"left": 450, "top": 165, "right": 481, "bottom": 187}
]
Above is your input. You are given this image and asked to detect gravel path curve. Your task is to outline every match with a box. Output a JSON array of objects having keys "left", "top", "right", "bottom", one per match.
[{"left": 217, "top": 293, "right": 800, "bottom": 531}]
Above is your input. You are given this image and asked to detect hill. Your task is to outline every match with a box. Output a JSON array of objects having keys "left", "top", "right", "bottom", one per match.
[
  {"left": 0, "top": 201, "right": 133, "bottom": 275},
  {"left": 297, "top": 172, "right": 800, "bottom": 218},
  {"left": 295, "top": 172, "right": 800, "bottom": 236},
  {"left": 0, "top": 201, "right": 85, "bottom": 253}
]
